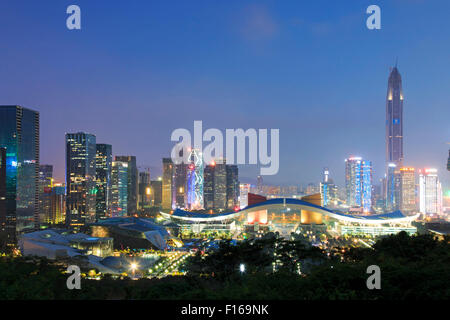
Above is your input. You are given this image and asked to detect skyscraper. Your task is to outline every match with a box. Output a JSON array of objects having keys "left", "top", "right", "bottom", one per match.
[
  {"left": 203, "top": 159, "right": 228, "bottom": 212},
  {"left": 138, "top": 169, "right": 151, "bottom": 211},
  {"left": 150, "top": 179, "right": 162, "bottom": 207},
  {"left": 447, "top": 149, "right": 450, "bottom": 172},
  {"left": 419, "top": 168, "right": 443, "bottom": 215},
  {"left": 38, "top": 164, "right": 53, "bottom": 225},
  {"left": 115, "top": 156, "right": 138, "bottom": 215},
  {"left": 66, "top": 132, "right": 97, "bottom": 229},
  {"left": 386, "top": 65, "right": 404, "bottom": 168},
  {"left": 173, "top": 162, "right": 188, "bottom": 209},
  {"left": 345, "top": 157, "right": 372, "bottom": 213},
  {"left": 162, "top": 158, "right": 173, "bottom": 210},
  {"left": 226, "top": 165, "right": 239, "bottom": 210},
  {"left": 96, "top": 144, "right": 112, "bottom": 220},
  {"left": 399, "top": 167, "right": 416, "bottom": 214},
  {"left": 0, "top": 106, "right": 40, "bottom": 247},
  {"left": 186, "top": 149, "right": 204, "bottom": 210},
  {"left": 320, "top": 167, "right": 338, "bottom": 207},
  {"left": 385, "top": 163, "right": 401, "bottom": 212},
  {"left": 111, "top": 161, "right": 128, "bottom": 217}
]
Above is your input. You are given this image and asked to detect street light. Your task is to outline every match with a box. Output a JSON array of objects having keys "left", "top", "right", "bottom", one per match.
[{"left": 239, "top": 263, "right": 245, "bottom": 273}]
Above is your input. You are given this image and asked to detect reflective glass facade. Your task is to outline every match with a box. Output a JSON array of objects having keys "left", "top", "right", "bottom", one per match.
[
  {"left": 0, "top": 106, "right": 39, "bottom": 245},
  {"left": 66, "top": 132, "right": 97, "bottom": 229},
  {"left": 96, "top": 144, "right": 112, "bottom": 220}
]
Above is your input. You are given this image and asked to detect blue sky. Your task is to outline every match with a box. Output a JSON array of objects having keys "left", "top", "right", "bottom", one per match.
[{"left": 0, "top": 0, "right": 449, "bottom": 190}]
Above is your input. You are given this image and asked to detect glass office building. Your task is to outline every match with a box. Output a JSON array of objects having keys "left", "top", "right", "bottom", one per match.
[
  {"left": 0, "top": 106, "right": 40, "bottom": 246},
  {"left": 96, "top": 144, "right": 112, "bottom": 220},
  {"left": 66, "top": 132, "right": 97, "bottom": 229}
]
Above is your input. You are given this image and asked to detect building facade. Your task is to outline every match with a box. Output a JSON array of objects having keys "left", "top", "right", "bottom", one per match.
[
  {"left": 0, "top": 106, "right": 40, "bottom": 247},
  {"left": 345, "top": 157, "right": 372, "bottom": 213},
  {"left": 386, "top": 66, "right": 404, "bottom": 168},
  {"left": 115, "top": 156, "right": 138, "bottom": 215},
  {"left": 111, "top": 161, "right": 128, "bottom": 217},
  {"left": 419, "top": 168, "right": 443, "bottom": 215},
  {"left": 95, "top": 144, "right": 112, "bottom": 221},
  {"left": 161, "top": 158, "right": 173, "bottom": 210},
  {"left": 66, "top": 132, "right": 97, "bottom": 229},
  {"left": 399, "top": 167, "right": 416, "bottom": 214}
]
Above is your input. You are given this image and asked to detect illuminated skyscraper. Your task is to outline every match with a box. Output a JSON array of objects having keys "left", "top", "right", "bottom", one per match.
[
  {"left": 111, "top": 161, "right": 128, "bottom": 217},
  {"left": 150, "top": 179, "right": 162, "bottom": 207},
  {"left": 203, "top": 159, "right": 227, "bottom": 211},
  {"left": 186, "top": 148, "right": 204, "bottom": 210},
  {"left": 385, "top": 163, "right": 401, "bottom": 211},
  {"left": 173, "top": 162, "right": 188, "bottom": 209},
  {"left": 386, "top": 65, "right": 404, "bottom": 168},
  {"left": 138, "top": 169, "right": 151, "bottom": 211},
  {"left": 320, "top": 167, "right": 338, "bottom": 207},
  {"left": 66, "top": 132, "right": 97, "bottom": 229},
  {"left": 345, "top": 157, "right": 372, "bottom": 213},
  {"left": 115, "top": 156, "right": 138, "bottom": 215},
  {"left": 447, "top": 149, "right": 450, "bottom": 172},
  {"left": 161, "top": 158, "right": 173, "bottom": 209},
  {"left": 419, "top": 168, "right": 443, "bottom": 215},
  {"left": 226, "top": 165, "right": 239, "bottom": 210},
  {"left": 239, "top": 183, "right": 250, "bottom": 209},
  {"left": 0, "top": 106, "right": 40, "bottom": 247},
  {"left": 38, "top": 164, "right": 53, "bottom": 225},
  {"left": 96, "top": 144, "right": 112, "bottom": 220},
  {"left": 399, "top": 167, "right": 416, "bottom": 214}
]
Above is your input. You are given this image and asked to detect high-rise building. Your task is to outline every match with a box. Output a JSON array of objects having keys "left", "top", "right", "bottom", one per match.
[
  {"left": 38, "top": 164, "right": 53, "bottom": 225},
  {"left": 386, "top": 65, "right": 404, "bottom": 168},
  {"left": 256, "top": 175, "right": 263, "bottom": 194},
  {"left": 419, "top": 168, "right": 443, "bottom": 215},
  {"left": 239, "top": 183, "right": 250, "bottom": 209},
  {"left": 0, "top": 106, "right": 40, "bottom": 246},
  {"left": 186, "top": 149, "right": 204, "bottom": 210},
  {"left": 226, "top": 165, "right": 239, "bottom": 210},
  {"left": 150, "top": 179, "right": 162, "bottom": 207},
  {"left": 173, "top": 162, "right": 188, "bottom": 209},
  {"left": 0, "top": 148, "right": 6, "bottom": 244},
  {"left": 385, "top": 163, "right": 401, "bottom": 212},
  {"left": 345, "top": 157, "right": 372, "bottom": 213},
  {"left": 162, "top": 158, "right": 173, "bottom": 210},
  {"left": 115, "top": 156, "right": 138, "bottom": 215},
  {"left": 111, "top": 161, "right": 128, "bottom": 217},
  {"left": 447, "top": 149, "right": 450, "bottom": 172},
  {"left": 41, "top": 184, "right": 66, "bottom": 225},
  {"left": 320, "top": 168, "right": 338, "bottom": 207},
  {"left": 399, "top": 167, "right": 416, "bottom": 214},
  {"left": 203, "top": 159, "right": 227, "bottom": 211},
  {"left": 138, "top": 169, "right": 151, "bottom": 211},
  {"left": 95, "top": 144, "right": 112, "bottom": 221},
  {"left": 66, "top": 132, "right": 97, "bottom": 229}
]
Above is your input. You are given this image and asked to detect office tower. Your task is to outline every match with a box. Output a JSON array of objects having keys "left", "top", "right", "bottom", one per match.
[
  {"left": 41, "top": 184, "right": 65, "bottom": 225},
  {"left": 111, "top": 161, "right": 128, "bottom": 217},
  {"left": 150, "top": 179, "right": 162, "bottom": 207},
  {"left": 345, "top": 157, "right": 372, "bottom": 213},
  {"left": 0, "top": 106, "right": 40, "bottom": 247},
  {"left": 115, "top": 156, "right": 138, "bottom": 215},
  {"left": 173, "top": 162, "right": 188, "bottom": 209},
  {"left": 186, "top": 149, "right": 204, "bottom": 210},
  {"left": 38, "top": 164, "right": 53, "bottom": 225},
  {"left": 226, "top": 165, "right": 239, "bottom": 210},
  {"left": 162, "top": 158, "right": 173, "bottom": 209},
  {"left": 66, "top": 132, "right": 96, "bottom": 229},
  {"left": 386, "top": 65, "right": 404, "bottom": 168},
  {"left": 239, "top": 183, "right": 250, "bottom": 209},
  {"left": 203, "top": 159, "right": 227, "bottom": 211},
  {"left": 399, "top": 167, "right": 416, "bottom": 214},
  {"left": 257, "top": 175, "right": 263, "bottom": 194},
  {"left": 320, "top": 168, "right": 338, "bottom": 207},
  {"left": 385, "top": 163, "right": 401, "bottom": 211},
  {"left": 96, "top": 144, "right": 112, "bottom": 221},
  {"left": 419, "top": 168, "right": 443, "bottom": 215},
  {"left": 138, "top": 169, "right": 151, "bottom": 211}
]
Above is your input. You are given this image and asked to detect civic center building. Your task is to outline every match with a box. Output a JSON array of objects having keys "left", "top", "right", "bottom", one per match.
[{"left": 160, "top": 195, "right": 418, "bottom": 238}]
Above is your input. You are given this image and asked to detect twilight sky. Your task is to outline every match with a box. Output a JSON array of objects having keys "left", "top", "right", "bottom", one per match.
[{"left": 0, "top": 0, "right": 449, "bottom": 191}]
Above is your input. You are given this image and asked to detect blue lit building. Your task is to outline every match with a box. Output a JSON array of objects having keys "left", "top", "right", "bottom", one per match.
[
  {"left": 0, "top": 106, "right": 40, "bottom": 246},
  {"left": 345, "top": 157, "right": 372, "bottom": 213},
  {"left": 111, "top": 161, "right": 128, "bottom": 217}
]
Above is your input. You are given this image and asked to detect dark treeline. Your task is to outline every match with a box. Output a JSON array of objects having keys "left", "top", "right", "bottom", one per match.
[{"left": 0, "top": 232, "right": 449, "bottom": 300}]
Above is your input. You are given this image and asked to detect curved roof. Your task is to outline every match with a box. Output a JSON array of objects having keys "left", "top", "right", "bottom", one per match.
[{"left": 161, "top": 198, "right": 419, "bottom": 225}]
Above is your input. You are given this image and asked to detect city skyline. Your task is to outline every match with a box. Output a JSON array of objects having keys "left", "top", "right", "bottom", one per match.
[{"left": 0, "top": 1, "right": 449, "bottom": 191}]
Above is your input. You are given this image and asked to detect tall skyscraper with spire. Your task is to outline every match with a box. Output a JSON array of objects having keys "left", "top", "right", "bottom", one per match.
[{"left": 386, "top": 64, "right": 404, "bottom": 168}]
